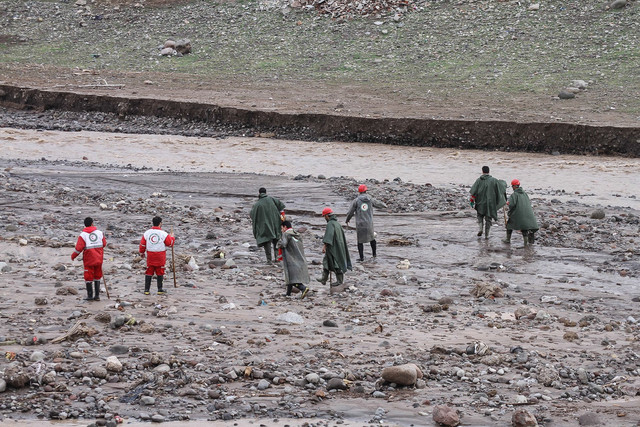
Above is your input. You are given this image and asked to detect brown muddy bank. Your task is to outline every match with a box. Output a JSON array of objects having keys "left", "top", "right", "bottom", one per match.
[{"left": 1, "top": 84, "right": 639, "bottom": 157}]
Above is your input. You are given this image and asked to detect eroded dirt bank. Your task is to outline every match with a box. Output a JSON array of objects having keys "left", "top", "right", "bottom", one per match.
[
  {"left": 2, "top": 84, "right": 640, "bottom": 157},
  {"left": 0, "top": 145, "right": 639, "bottom": 426}
]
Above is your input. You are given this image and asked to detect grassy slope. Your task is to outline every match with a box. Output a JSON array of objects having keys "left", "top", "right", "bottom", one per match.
[{"left": 0, "top": 0, "right": 638, "bottom": 114}]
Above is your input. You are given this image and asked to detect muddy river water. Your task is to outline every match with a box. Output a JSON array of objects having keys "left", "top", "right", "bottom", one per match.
[{"left": 1, "top": 127, "right": 639, "bottom": 210}]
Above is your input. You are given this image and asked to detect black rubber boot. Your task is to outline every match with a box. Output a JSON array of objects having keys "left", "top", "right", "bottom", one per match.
[
  {"left": 286, "top": 284, "right": 293, "bottom": 296},
  {"left": 144, "top": 275, "right": 152, "bottom": 295},
  {"left": 528, "top": 231, "right": 536, "bottom": 244},
  {"left": 370, "top": 240, "right": 377, "bottom": 258},
  {"left": 84, "top": 282, "right": 93, "bottom": 301},
  {"left": 522, "top": 231, "right": 530, "bottom": 247},
  {"left": 93, "top": 281, "right": 100, "bottom": 301},
  {"left": 502, "top": 229, "right": 512, "bottom": 244},
  {"left": 157, "top": 275, "right": 166, "bottom": 295},
  {"left": 357, "top": 243, "right": 364, "bottom": 262},
  {"left": 296, "top": 284, "right": 309, "bottom": 299},
  {"left": 477, "top": 216, "right": 484, "bottom": 236}
]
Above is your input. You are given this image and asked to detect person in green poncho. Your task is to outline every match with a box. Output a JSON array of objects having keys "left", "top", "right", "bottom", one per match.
[
  {"left": 317, "top": 207, "right": 352, "bottom": 294},
  {"left": 277, "top": 220, "right": 310, "bottom": 299},
  {"left": 469, "top": 166, "right": 507, "bottom": 239},
  {"left": 503, "top": 179, "right": 539, "bottom": 246},
  {"left": 250, "top": 187, "right": 285, "bottom": 264}
]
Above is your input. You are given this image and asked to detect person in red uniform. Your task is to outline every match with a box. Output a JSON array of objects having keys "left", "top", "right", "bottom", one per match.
[
  {"left": 71, "top": 217, "right": 107, "bottom": 301},
  {"left": 139, "top": 216, "right": 175, "bottom": 295}
]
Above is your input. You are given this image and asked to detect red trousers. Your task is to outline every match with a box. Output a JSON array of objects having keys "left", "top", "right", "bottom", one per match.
[
  {"left": 84, "top": 265, "right": 103, "bottom": 281},
  {"left": 145, "top": 266, "right": 165, "bottom": 276}
]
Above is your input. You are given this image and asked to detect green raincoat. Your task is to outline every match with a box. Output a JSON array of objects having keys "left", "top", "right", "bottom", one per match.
[
  {"left": 470, "top": 174, "right": 507, "bottom": 221},
  {"left": 507, "top": 187, "right": 539, "bottom": 231},
  {"left": 250, "top": 194, "right": 285, "bottom": 245},
  {"left": 322, "top": 214, "right": 352, "bottom": 273},
  {"left": 277, "top": 228, "right": 310, "bottom": 285}
]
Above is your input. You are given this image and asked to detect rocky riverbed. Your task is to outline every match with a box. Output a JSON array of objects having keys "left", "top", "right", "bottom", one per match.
[{"left": 1, "top": 132, "right": 639, "bottom": 426}]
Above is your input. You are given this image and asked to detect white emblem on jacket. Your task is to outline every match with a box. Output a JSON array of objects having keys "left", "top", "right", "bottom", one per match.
[
  {"left": 144, "top": 229, "right": 168, "bottom": 252},
  {"left": 81, "top": 230, "right": 104, "bottom": 250}
]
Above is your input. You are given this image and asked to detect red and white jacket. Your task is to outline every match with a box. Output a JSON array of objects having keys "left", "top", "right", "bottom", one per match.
[
  {"left": 139, "top": 226, "right": 175, "bottom": 266},
  {"left": 71, "top": 226, "right": 106, "bottom": 266}
]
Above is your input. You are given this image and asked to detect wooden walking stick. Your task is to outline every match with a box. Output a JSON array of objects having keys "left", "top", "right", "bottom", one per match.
[
  {"left": 171, "top": 227, "right": 177, "bottom": 288},
  {"left": 102, "top": 273, "right": 111, "bottom": 300},
  {"left": 503, "top": 206, "right": 508, "bottom": 227}
]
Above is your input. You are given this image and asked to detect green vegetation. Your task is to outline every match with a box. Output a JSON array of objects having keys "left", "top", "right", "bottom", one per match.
[{"left": 0, "top": 0, "right": 638, "bottom": 115}]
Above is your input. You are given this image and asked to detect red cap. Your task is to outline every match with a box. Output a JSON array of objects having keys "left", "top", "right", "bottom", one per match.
[
  {"left": 321, "top": 207, "right": 333, "bottom": 216},
  {"left": 511, "top": 179, "right": 520, "bottom": 186},
  {"left": 358, "top": 184, "right": 367, "bottom": 193}
]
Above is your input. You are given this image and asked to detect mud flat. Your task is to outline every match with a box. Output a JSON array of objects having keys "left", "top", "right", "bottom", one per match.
[{"left": 0, "top": 130, "right": 639, "bottom": 426}]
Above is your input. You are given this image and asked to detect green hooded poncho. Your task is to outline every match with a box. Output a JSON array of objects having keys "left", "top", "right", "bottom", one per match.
[
  {"left": 277, "top": 228, "right": 310, "bottom": 285},
  {"left": 470, "top": 174, "right": 507, "bottom": 221},
  {"left": 322, "top": 214, "right": 352, "bottom": 273},
  {"left": 250, "top": 194, "right": 285, "bottom": 245},
  {"left": 507, "top": 187, "right": 539, "bottom": 231}
]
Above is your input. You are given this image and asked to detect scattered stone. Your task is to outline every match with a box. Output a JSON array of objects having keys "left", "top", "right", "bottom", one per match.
[
  {"left": 56, "top": 286, "right": 78, "bottom": 295},
  {"left": 0, "top": 379, "right": 6, "bottom": 392},
  {"left": 512, "top": 408, "right": 539, "bottom": 426},
  {"left": 578, "top": 412, "right": 602, "bottom": 425},
  {"left": 151, "top": 414, "right": 165, "bottom": 423},
  {"left": 141, "top": 396, "right": 156, "bottom": 405},
  {"left": 95, "top": 312, "right": 111, "bottom": 323},
  {"left": 257, "top": 379, "right": 270, "bottom": 390},
  {"left": 34, "top": 297, "right": 48, "bottom": 306},
  {"left": 110, "top": 345, "right": 129, "bottom": 355},
  {"left": 175, "top": 39, "right": 192, "bottom": 55},
  {"left": 515, "top": 306, "right": 535, "bottom": 320},
  {"left": 277, "top": 311, "right": 304, "bottom": 324},
  {"left": 4, "top": 365, "right": 31, "bottom": 388},
  {"left": 92, "top": 366, "right": 108, "bottom": 379},
  {"left": 323, "top": 320, "right": 338, "bottom": 327},
  {"left": 29, "top": 351, "right": 45, "bottom": 362},
  {"left": 471, "top": 282, "right": 504, "bottom": 298},
  {"left": 305, "top": 373, "right": 320, "bottom": 384},
  {"left": 558, "top": 90, "right": 576, "bottom": 99},
  {"left": 327, "top": 377, "right": 347, "bottom": 390},
  {"left": 607, "top": 0, "right": 628, "bottom": 9},
  {"left": 572, "top": 80, "right": 588, "bottom": 89},
  {"left": 590, "top": 209, "right": 605, "bottom": 219},
  {"left": 432, "top": 405, "right": 460, "bottom": 426},
  {"left": 381, "top": 363, "right": 422, "bottom": 386},
  {"left": 537, "top": 366, "right": 559, "bottom": 386},
  {"left": 105, "top": 356, "right": 123, "bottom": 373}
]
